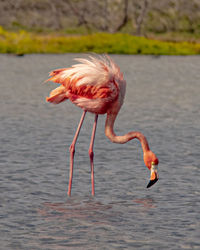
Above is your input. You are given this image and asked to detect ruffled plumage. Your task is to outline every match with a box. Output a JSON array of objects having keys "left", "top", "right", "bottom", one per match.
[{"left": 46, "top": 55, "right": 126, "bottom": 114}]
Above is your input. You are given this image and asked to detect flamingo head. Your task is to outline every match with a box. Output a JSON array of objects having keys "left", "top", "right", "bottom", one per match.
[{"left": 143, "top": 151, "right": 159, "bottom": 188}]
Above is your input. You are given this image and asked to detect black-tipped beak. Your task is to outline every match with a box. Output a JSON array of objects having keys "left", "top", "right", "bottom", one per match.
[
  {"left": 146, "top": 164, "right": 158, "bottom": 188},
  {"left": 147, "top": 177, "right": 158, "bottom": 188}
]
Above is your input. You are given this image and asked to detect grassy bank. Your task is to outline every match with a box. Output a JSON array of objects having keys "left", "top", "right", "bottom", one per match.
[{"left": 0, "top": 27, "right": 200, "bottom": 55}]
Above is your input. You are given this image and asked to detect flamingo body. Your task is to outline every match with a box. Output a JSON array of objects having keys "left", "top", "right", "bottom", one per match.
[
  {"left": 47, "top": 56, "right": 126, "bottom": 115},
  {"left": 46, "top": 55, "right": 159, "bottom": 196}
]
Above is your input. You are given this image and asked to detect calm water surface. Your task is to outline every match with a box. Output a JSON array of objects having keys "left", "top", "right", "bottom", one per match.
[{"left": 0, "top": 54, "right": 199, "bottom": 249}]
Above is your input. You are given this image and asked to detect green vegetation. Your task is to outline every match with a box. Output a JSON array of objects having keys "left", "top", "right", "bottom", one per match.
[{"left": 0, "top": 26, "right": 200, "bottom": 55}]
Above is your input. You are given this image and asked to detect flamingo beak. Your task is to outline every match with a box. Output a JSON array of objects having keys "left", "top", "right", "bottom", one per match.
[{"left": 147, "top": 163, "right": 158, "bottom": 188}]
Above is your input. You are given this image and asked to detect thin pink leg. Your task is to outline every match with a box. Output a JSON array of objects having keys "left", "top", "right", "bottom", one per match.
[
  {"left": 68, "top": 111, "right": 86, "bottom": 196},
  {"left": 88, "top": 114, "right": 98, "bottom": 196}
]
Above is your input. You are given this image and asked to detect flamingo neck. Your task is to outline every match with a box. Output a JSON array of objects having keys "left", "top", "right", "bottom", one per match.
[{"left": 105, "top": 112, "right": 150, "bottom": 153}]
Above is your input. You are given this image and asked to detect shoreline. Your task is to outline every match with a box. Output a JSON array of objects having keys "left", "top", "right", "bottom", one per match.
[{"left": 0, "top": 28, "right": 200, "bottom": 55}]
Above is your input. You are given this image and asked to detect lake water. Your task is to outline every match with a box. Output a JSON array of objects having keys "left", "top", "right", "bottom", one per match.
[{"left": 0, "top": 54, "right": 199, "bottom": 249}]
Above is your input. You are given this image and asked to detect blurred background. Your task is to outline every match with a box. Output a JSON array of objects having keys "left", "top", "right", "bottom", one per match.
[{"left": 1, "top": 0, "right": 200, "bottom": 42}]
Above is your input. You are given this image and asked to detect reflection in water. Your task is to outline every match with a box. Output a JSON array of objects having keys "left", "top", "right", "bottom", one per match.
[
  {"left": 35, "top": 199, "right": 119, "bottom": 248},
  {"left": 35, "top": 197, "right": 159, "bottom": 249},
  {"left": 38, "top": 199, "right": 114, "bottom": 224},
  {"left": 133, "top": 198, "right": 156, "bottom": 208},
  {"left": 38, "top": 196, "right": 156, "bottom": 225}
]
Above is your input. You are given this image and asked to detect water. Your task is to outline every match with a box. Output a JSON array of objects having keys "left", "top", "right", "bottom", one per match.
[{"left": 0, "top": 54, "right": 199, "bottom": 249}]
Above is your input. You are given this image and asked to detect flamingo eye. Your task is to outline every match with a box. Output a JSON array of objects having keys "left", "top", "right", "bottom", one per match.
[
  {"left": 152, "top": 159, "right": 159, "bottom": 165},
  {"left": 151, "top": 161, "right": 158, "bottom": 167}
]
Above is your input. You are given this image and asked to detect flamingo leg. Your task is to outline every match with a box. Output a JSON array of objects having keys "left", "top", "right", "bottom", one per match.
[
  {"left": 88, "top": 114, "right": 98, "bottom": 196},
  {"left": 68, "top": 110, "right": 86, "bottom": 196}
]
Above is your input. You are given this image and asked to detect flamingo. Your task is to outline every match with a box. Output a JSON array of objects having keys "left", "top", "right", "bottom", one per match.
[{"left": 46, "top": 55, "right": 159, "bottom": 196}]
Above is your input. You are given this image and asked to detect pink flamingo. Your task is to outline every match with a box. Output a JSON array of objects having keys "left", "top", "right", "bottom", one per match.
[{"left": 46, "top": 55, "right": 159, "bottom": 196}]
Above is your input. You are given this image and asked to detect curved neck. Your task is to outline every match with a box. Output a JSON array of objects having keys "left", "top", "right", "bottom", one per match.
[{"left": 105, "top": 112, "right": 150, "bottom": 153}]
